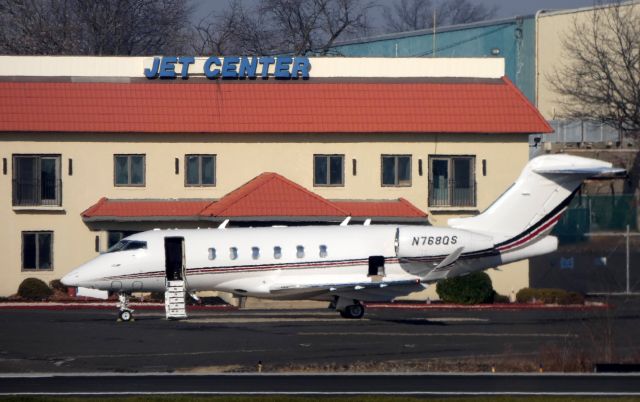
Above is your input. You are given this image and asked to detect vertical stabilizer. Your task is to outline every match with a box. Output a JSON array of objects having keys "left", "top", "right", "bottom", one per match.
[{"left": 448, "top": 155, "right": 621, "bottom": 244}]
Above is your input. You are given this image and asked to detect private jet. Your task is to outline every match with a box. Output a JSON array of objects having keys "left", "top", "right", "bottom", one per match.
[{"left": 62, "top": 155, "right": 622, "bottom": 321}]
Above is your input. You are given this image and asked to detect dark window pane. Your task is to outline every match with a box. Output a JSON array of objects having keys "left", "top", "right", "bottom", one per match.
[
  {"left": 38, "top": 233, "right": 52, "bottom": 269},
  {"left": 130, "top": 156, "right": 144, "bottom": 185},
  {"left": 16, "top": 157, "right": 37, "bottom": 204},
  {"left": 115, "top": 156, "right": 129, "bottom": 185},
  {"left": 329, "top": 156, "right": 343, "bottom": 185},
  {"left": 23, "top": 233, "right": 36, "bottom": 269},
  {"left": 108, "top": 232, "right": 124, "bottom": 248},
  {"left": 314, "top": 156, "right": 327, "bottom": 185},
  {"left": 201, "top": 156, "right": 215, "bottom": 185},
  {"left": 454, "top": 158, "right": 471, "bottom": 188},
  {"left": 431, "top": 159, "right": 449, "bottom": 206},
  {"left": 397, "top": 156, "right": 411, "bottom": 184},
  {"left": 186, "top": 156, "right": 199, "bottom": 185},
  {"left": 40, "top": 158, "right": 56, "bottom": 200},
  {"left": 382, "top": 156, "right": 395, "bottom": 185}
]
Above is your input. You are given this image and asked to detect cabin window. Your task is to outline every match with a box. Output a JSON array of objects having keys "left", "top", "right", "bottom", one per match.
[
  {"left": 296, "top": 245, "right": 305, "bottom": 259},
  {"left": 274, "top": 246, "right": 282, "bottom": 259},
  {"left": 229, "top": 247, "right": 238, "bottom": 260},
  {"left": 252, "top": 247, "right": 260, "bottom": 260},
  {"left": 208, "top": 247, "right": 216, "bottom": 260},
  {"left": 319, "top": 245, "right": 328, "bottom": 258}
]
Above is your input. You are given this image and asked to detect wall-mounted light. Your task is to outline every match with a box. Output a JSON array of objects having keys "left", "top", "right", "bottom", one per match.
[{"left": 490, "top": 48, "right": 501, "bottom": 56}]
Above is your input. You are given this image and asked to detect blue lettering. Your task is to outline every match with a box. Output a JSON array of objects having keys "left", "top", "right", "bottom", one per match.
[
  {"left": 203, "top": 56, "right": 222, "bottom": 78},
  {"left": 258, "top": 57, "right": 275, "bottom": 78},
  {"left": 144, "top": 57, "right": 160, "bottom": 79},
  {"left": 291, "top": 57, "right": 310, "bottom": 79},
  {"left": 178, "top": 56, "right": 194, "bottom": 79},
  {"left": 222, "top": 56, "right": 240, "bottom": 78},
  {"left": 274, "top": 57, "right": 292, "bottom": 79},
  {"left": 159, "top": 56, "right": 177, "bottom": 78},
  {"left": 238, "top": 57, "right": 258, "bottom": 78}
]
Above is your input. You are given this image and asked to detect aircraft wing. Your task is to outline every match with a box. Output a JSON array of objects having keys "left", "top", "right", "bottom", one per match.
[{"left": 269, "top": 278, "right": 423, "bottom": 301}]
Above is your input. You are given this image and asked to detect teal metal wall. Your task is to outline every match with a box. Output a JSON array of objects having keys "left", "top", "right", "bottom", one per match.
[{"left": 332, "top": 17, "right": 536, "bottom": 103}]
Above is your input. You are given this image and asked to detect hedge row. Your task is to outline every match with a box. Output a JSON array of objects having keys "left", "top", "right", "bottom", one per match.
[{"left": 516, "top": 287, "right": 585, "bottom": 305}]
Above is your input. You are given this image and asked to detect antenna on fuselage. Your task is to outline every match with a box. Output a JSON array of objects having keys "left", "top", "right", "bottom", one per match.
[
  {"left": 340, "top": 216, "right": 351, "bottom": 226},
  {"left": 218, "top": 219, "right": 229, "bottom": 229},
  {"left": 363, "top": 219, "right": 371, "bottom": 226}
]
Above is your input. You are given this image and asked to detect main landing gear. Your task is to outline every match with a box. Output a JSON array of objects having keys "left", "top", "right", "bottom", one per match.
[
  {"left": 333, "top": 297, "right": 365, "bottom": 319},
  {"left": 117, "top": 293, "right": 134, "bottom": 322}
]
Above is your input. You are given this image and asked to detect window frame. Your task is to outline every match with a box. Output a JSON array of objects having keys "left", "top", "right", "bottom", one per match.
[
  {"left": 381, "top": 154, "right": 412, "bottom": 187},
  {"left": 114, "top": 154, "right": 146, "bottom": 187},
  {"left": 21, "top": 231, "right": 54, "bottom": 271},
  {"left": 12, "top": 154, "right": 62, "bottom": 207},
  {"left": 428, "top": 155, "right": 477, "bottom": 208},
  {"left": 313, "top": 154, "right": 345, "bottom": 187},
  {"left": 184, "top": 154, "right": 216, "bottom": 187}
]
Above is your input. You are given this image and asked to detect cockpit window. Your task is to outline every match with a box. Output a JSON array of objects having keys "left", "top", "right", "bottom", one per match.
[{"left": 106, "top": 240, "right": 147, "bottom": 253}]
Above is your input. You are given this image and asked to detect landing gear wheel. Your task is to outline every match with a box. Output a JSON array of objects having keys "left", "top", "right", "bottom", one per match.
[
  {"left": 339, "top": 303, "right": 365, "bottom": 319},
  {"left": 119, "top": 309, "right": 133, "bottom": 322}
]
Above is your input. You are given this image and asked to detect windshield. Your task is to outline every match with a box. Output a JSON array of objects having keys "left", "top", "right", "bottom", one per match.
[{"left": 106, "top": 240, "right": 147, "bottom": 253}]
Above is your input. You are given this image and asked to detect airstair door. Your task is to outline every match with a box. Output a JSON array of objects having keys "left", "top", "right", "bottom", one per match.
[{"left": 164, "top": 237, "right": 187, "bottom": 319}]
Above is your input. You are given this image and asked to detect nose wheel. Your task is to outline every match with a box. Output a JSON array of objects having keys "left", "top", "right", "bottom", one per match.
[{"left": 117, "top": 293, "right": 134, "bottom": 322}]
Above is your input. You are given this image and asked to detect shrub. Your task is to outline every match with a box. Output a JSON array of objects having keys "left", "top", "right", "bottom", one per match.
[
  {"left": 18, "top": 278, "right": 53, "bottom": 300},
  {"left": 516, "top": 287, "right": 585, "bottom": 305},
  {"left": 49, "top": 279, "right": 67, "bottom": 292},
  {"left": 436, "top": 271, "right": 495, "bottom": 304},
  {"left": 493, "top": 293, "right": 510, "bottom": 304}
]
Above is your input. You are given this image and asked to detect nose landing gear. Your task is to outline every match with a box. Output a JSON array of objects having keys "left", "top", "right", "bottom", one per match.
[{"left": 117, "top": 293, "right": 134, "bottom": 322}]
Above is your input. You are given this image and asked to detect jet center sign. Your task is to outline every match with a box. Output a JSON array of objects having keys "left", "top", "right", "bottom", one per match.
[{"left": 144, "top": 56, "right": 311, "bottom": 79}]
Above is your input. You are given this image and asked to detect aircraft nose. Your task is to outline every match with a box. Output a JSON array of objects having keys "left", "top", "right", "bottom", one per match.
[{"left": 61, "top": 271, "right": 80, "bottom": 287}]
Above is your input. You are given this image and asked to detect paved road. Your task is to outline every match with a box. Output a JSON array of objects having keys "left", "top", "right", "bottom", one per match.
[
  {"left": 0, "top": 297, "right": 639, "bottom": 374},
  {"left": 1, "top": 373, "right": 640, "bottom": 396}
]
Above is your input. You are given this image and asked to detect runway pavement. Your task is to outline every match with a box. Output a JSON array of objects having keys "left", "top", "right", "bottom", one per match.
[
  {"left": 1, "top": 296, "right": 639, "bottom": 376},
  {"left": 1, "top": 372, "right": 640, "bottom": 396}
]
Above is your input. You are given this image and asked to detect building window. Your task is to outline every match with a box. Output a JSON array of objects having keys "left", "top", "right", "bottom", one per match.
[
  {"left": 12, "top": 155, "right": 61, "bottom": 206},
  {"left": 381, "top": 155, "right": 411, "bottom": 186},
  {"left": 314, "top": 154, "right": 344, "bottom": 186},
  {"left": 185, "top": 154, "right": 216, "bottom": 186},
  {"left": 114, "top": 154, "right": 145, "bottom": 186},
  {"left": 429, "top": 156, "right": 476, "bottom": 207},
  {"left": 274, "top": 246, "right": 282, "bottom": 259},
  {"left": 22, "top": 231, "right": 53, "bottom": 270}
]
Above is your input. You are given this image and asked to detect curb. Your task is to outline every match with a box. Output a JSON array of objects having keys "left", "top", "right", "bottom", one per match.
[
  {"left": 0, "top": 302, "right": 236, "bottom": 311},
  {"left": 365, "top": 303, "right": 610, "bottom": 311}
]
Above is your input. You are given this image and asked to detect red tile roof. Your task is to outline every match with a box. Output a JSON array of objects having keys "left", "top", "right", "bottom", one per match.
[
  {"left": 82, "top": 173, "right": 427, "bottom": 221},
  {"left": 0, "top": 78, "right": 552, "bottom": 134}
]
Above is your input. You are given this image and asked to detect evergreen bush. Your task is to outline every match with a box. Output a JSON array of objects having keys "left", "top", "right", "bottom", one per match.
[
  {"left": 516, "top": 287, "right": 584, "bottom": 305},
  {"left": 18, "top": 278, "right": 53, "bottom": 300},
  {"left": 435, "top": 271, "right": 495, "bottom": 304}
]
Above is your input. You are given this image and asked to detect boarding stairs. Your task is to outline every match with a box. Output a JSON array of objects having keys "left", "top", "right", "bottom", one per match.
[{"left": 165, "top": 280, "right": 188, "bottom": 319}]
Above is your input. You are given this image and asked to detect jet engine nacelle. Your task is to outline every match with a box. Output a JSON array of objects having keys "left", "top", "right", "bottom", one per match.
[{"left": 396, "top": 226, "right": 495, "bottom": 257}]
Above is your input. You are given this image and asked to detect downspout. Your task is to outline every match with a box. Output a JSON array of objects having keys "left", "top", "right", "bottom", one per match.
[{"left": 534, "top": 9, "right": 546, "bottom": 108}]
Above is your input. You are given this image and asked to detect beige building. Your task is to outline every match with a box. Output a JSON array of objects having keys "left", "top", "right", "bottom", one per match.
[{"left": 0, "top": 56, "right": 551, "bottom": 298}]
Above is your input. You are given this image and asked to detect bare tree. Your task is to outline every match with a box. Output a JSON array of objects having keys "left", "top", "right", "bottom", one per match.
[
  {"left": 194, "top": 0, "right": 374, "bottom": 56},
  {"left": 550, "top": 1, "right": 640, "bottom": 132},
  {"left": 0, "top": 0, "right": 193, "bottom": 55},
  {"left": 384, "top": 0, "right": 496, "bottom": 33}
]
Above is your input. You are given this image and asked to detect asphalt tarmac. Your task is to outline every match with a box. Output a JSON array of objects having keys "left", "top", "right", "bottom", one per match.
[{"left": 1, "top": 296, "right": 639, "bottom": 375}]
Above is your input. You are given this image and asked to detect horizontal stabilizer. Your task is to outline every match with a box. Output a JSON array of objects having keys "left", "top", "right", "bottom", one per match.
[{"left": 420, "top": 246, "right": 465, "bottom": 282}]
